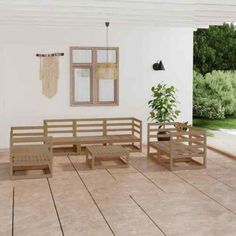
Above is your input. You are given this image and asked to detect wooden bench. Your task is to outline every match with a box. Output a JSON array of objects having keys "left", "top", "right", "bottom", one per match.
[
  {"left": 44, "top": 117, "right": 142, "bottom": 155},
  {"left": 10, "top": 126, "right": 53, "bottom": 179},
  {"left": 147, "top": 122, "right": 207, "bottom": 170}
]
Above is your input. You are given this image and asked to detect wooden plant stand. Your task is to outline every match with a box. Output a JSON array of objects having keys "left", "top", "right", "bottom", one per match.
[{"left": 86, "top": 145, "right": 129, "bottom": 169}]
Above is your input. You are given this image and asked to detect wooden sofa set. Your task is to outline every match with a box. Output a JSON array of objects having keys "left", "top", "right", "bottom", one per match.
[
  {"left": 10, "top": 117, "right": 142, "bottom": 179},
  {"left": 10, "top": 119, "right": 207, "bottom": 179}
]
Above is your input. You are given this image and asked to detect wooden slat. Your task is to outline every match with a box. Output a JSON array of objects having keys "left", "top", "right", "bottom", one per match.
[
  {"left": 171, "top": 131, "right": 205, "bottom": 136},
  {"left": 77, "top": 129, "right": 103, "bottom": 133},
  {"left": 107, "top": 122, "right": 132, "bottom": 126},
  {"left": 12, "top": 137, "right": 50, "bottom": 143},
  {"left": 134, "top": 123, "right": 141, "bottom": 129},
  {"left": 44, "top": 119, "right": 76, "bottom": 122},
  {"left": 76, "top": 118, "right": 103, "bottom": 122},
  {"left": 172, "top": 138, "right": 204, "bottom": 142},
  {"left": 133, "top": 117, "right": 142, "bottom": 123},
  {"left": 150, "top": 128, "right": 177, "bottom": 132},
  {"left": 148, "top": 122, "right": 176, "bottom": 126},
  {"left": 12, "top": 132, "right": 44, "bottom": 137},
  {"left": 47, "top": 130, "right": 73, "bottom": 134},
  {"left": 106, "top": 117, "right": 133, "bottom": 121},
  {"left": 149, "top": 135, "right": 158, "bottom": 138},
  {"left": 107, "top": 128, "right": 132, "bottom": 132},
  {"left": 47, "top": 124, "right": 74, "bottom": 128},
  {"left": 76, "top": 124, "right": 103, "bottom": 127},
  {"left": 11, "top": 126, "right": 43, "bottom": 130},
  {"left": 133, "top": 128, "right": 141, "bottom": 134}
]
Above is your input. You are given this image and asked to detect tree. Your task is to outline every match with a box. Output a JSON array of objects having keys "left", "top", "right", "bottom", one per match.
[{"left": 194, "top": 23, "right": 236, "bottom": 75}]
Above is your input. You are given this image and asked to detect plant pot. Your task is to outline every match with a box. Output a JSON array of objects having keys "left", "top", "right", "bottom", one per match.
[{"left": 157, "top": 131, "right": 170, "bottom": 141}]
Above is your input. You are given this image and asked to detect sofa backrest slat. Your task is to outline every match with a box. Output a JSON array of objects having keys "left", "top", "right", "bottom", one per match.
[
  {"left": 106, "top": 118, "right": 133, "bottom": 135},
  {"left": 47, "top": 125, "right": 74, "bottom": 128},
  {"left": 147, "top": 122, "right": 206, "bottom": 148},
  {"left": 76, "top": 119, "right": 104, "bottom": 136},
  {"left": 148, "top": 122, "right": 179, "bottom": 143},
  {"left": 77, "top": 129, "right": 104, "bottom": 133},
  {"left": 108, "top": 122, "right": 132, "bottom": 126},
  {"left": 10, "top": 126, "right": 47, "bottom": 148},
  {"left": 43, "top": 117, "right": 142, "bottom": 139},
  {"left": 11, "top": 126, "right": 44, "bottom": 138},
  {"left": 107, "top": 128, "right": 132, "bottom": 132},
  {"left": 48, "top": 130, "right": 74, "bottom": 134},
  {"left": 12, "top": 132, "right": 44, "bottom": 137},
  {"left": 44, "top": 120, "right": 74, "bottom": 137}
]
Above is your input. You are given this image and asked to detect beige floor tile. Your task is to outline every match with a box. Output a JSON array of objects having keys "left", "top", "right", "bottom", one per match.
[
  {"left": 107, "top": 165, "right": 138, "bottom": 174},
  {"left": 113, "top": 172, "right": 164, "bottom": 195},
  {"left": 130, "top": 156, "right": 166, "bottom": 173},
  {"left": 0, "top": 181, "right": 13, "bottom": 236},
  {"left": 14, "top": 179, "right": 62, "bottom": 236},
  {"left": 133, "top": 192, "right": 236, "bottom": 236},
  {"left": 49, "top": 156, "right": 113, "bottom": 236},
  {"left": 97, "top": 196, "right": 164, "bottom": 236},
  {"left": 176, "top": 171, "right": 236, "bottom": 213},
  {"left": 146, "top": 171, "right": 198, "bottom": 194}
]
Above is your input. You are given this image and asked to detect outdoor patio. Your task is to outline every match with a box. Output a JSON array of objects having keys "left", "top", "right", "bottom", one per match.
[{"left": 1, "top": 147, "right": 236, "bottom": 236}]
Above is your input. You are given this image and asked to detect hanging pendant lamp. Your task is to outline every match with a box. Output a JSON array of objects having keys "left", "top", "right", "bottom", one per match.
[
  {"left": 105, "top": 21, "right": 110, "bottom": 64},
  {"left": 96, "top": 22, "right": 118, "bottom": 80}
]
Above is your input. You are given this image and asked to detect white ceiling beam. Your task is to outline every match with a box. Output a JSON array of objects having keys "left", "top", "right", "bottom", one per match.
[{"left": 0, "top": 0, "right": 234, "bottom": 28}]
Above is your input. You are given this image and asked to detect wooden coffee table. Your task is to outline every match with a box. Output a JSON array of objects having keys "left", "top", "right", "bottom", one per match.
[{"left": 86, "top": 145, "right": 129, "bottom": 169}]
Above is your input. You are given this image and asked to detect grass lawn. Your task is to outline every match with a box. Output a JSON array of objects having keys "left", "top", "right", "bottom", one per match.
[{"left": 193, "top": 116, "right": 236, "bottom": 130}]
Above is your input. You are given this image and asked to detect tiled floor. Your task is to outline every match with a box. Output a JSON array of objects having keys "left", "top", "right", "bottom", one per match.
[{"left": 1, "top": 148, "right": 236, "bottom": 236}]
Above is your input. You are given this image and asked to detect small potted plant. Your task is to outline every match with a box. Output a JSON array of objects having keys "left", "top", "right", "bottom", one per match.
[{"left": 148, "top": 83, "right": 181, "bottom": 141}]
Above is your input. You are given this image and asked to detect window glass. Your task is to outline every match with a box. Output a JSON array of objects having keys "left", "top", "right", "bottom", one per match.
[
  {"left": 74, "top": 68, "right": 91, "bottom": 102},
  {"left": 72, "top": 50, "right": 92, "bottom": 63},
  {"left": 99, "top": 79, "right": 115, "bottom": 102},
  {"left": 97, "top": 50, "right": 116, "bottom": 63}
]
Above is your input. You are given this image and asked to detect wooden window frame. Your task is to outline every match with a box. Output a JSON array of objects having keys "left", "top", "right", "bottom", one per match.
[{"left": 70, "top": 46, "right": 119, "bottom": 106}]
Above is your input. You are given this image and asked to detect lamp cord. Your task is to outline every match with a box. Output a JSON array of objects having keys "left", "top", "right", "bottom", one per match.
[{"left": 106, "top": 24, "right": 109, "bottom": 65}]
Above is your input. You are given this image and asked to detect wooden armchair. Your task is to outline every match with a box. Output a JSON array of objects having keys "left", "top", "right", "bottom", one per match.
[
  {"left": 10, "top": 126, "right": 53, "bottom": 179},
  {"left": 147, "top": 122, "right": 207, "bottom": 170}
]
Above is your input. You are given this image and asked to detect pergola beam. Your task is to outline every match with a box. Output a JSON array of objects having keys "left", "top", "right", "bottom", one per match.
[{"left": 0, "top": 0, "right": 235, "bottom": 28}]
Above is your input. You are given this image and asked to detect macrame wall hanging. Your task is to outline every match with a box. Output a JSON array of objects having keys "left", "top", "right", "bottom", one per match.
[{"left": 36, "top": 52, "right": 64, "bottom": 98}]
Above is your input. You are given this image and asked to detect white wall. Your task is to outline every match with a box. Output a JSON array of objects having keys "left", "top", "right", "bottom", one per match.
[{"left": 0, "top": 26, "right": 193, "bottom": 148}]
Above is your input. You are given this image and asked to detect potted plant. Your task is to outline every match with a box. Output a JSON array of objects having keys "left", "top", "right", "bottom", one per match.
[{"left": 148, "top": 83, "right": 181, "bottom": 141}]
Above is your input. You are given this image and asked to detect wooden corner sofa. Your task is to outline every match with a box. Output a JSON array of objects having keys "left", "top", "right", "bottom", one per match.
[
  {"left": 10, "top": 126, "right": 53, "bottom": 179},
  {"left": 44, "top": 117, "right": 142, "bottom": 155},
  {"left": 10, "top": 117, "right": 142, "bottom": 158},
  {"left": 147, "top": 122, "right": 207, "bottom": 171}
]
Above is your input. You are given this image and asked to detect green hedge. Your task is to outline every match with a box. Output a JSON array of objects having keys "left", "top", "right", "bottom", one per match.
[{"left": 193, "top": 71, "right": 236, "bottom": 119}]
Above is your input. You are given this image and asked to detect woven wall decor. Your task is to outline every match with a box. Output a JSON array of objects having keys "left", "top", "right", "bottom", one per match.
[
  {"left": 96, "top": 63, "right": 118, "bottom": 80},
  {"left": 37, "top": 53, "right": 63, "bottom": 98}
]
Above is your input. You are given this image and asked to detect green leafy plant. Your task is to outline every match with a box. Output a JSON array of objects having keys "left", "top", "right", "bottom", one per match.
[
  {"left": 148, "top": 83, "right": 181, "bottom": 123},
  {"left": 193, "top": 70, "right": 236, "bottom": 119},
  {"left": 193, "top": 98, "right": 225, "bottom": 119}
]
